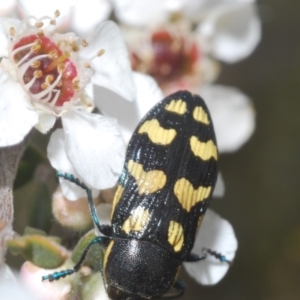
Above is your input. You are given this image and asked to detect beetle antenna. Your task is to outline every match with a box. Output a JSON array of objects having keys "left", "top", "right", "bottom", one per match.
[{"left": 57, "top": 172, "right": 106, "bottom": 235}]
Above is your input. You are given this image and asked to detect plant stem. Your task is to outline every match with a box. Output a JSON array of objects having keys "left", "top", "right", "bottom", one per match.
[{"left": 0, "top": 132, "right": 32, "bottom": 266}]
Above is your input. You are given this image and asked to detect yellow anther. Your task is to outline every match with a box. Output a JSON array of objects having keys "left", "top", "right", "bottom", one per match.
[
  {"left": 97, "top": 49, "right": 105, "bottom": 56},
  {"left": 49, "top": 49, "right": 58, "bottom": 59},
  {"left": 81, "top": 39, "right": 88, "bottom": 47},
  {"left": 35, "top": 21, "right": 44, "bottom": 28},
  {"left": 41, "top": 83, "right": 49, "bottom": 90},
  {"left": 63, "top": 51, "right": 70, "bottom": 58},
  {"left": 9, "top": 27, "right": 15, "bottom": 36},
  {"left": 57, "top": 63, "right": 65, "bottom": 73},
  {"left": 50, "top": 20, "right": 56, "bottom": 26},
  {"left": 72, "top": 45, "right": 79, "bottom": 52},
  {"left": 72, "top": 78, "right": 80, "bottom": 91},
  {"left": 37, "top": 30, "right": 44, "bottom": 37},
  {"left": 31, "top": 44, "right": 41, "bottom": 53},
  {"left": 54, "top": 10, "right": 60, "bottom": 18},
  {"left": 34, "top": 70, "right": 43, "bottom": 78},
  {"left": 84, "top": 62, "right": 91, "bottom": 68},
  {"left": 31, "top": 61, "right": 41, "bottom": 68},
  {"left": 46, "top": 75, "right": 54, "bottom": 84}
]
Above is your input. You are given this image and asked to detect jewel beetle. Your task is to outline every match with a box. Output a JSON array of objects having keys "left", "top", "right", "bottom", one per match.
[{"left": 43, "top": 90, "right": 231, "bottom": 299}]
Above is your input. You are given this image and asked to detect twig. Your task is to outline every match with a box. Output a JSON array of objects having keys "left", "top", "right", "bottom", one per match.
[{"left": 0, "top": 131, "right": 32, "bottom": 267}]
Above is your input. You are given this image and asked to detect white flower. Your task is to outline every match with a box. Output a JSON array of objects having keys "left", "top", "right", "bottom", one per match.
[
  {"left": 198, "top": 84, "right": 255, "bottom": 153},
  {"left": 0, "top": 264, "right": 39, "bottom": 300},
  {"left": 95, "top": 72, "right": 164, "bottom": 144},
  {"left": 18, "top": 0, "right": 261, "bottom": 63},
  {"left": 96, "top": 203, "right": 237, "bottom": 285},
  {"left": 0, "top": 0, "right": 16, "bottom": 17},
  {"left": 183, "top": 209, "right": 237, "bottom": 285},
  {"left": 18, "top": 0, "right": 112, "bottom": 35},
  {"left": 113, "top": 0, "right": 261, "bottom": 63},
  {"left": 48, "top": 72, "right": 164, "bottom": 200},
  {"left": 0, "top": 12, "right": 136, "bottom": 190}
]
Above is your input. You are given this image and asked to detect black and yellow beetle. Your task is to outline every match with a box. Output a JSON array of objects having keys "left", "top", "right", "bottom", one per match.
[{"left": 43, "top": 90, "right": 230, "bottom": 299}]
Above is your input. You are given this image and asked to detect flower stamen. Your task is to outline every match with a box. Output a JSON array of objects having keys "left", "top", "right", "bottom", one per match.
[
  {"left": 8, "top": 11, "right": 97, "bottom": 113},
  {"left": 9, "top": 27, "right": 15, "bottom": 36},
  {"left": 35, "top": 21, "right": 44, "bottom": 28}
]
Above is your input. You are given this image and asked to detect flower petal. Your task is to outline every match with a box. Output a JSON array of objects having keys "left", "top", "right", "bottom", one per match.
[
  {"left": 47, "top": 129, "right": 100, "bottom": 200},
  {"left": 20, "top": 261, "right": 71, "bottom": 300},
  {"left": 183, "top": 209, "right": 237, "bottom": 285},
  {"left": 62, "top": 110, "right": 125, "bottom": 190},
  {"left": 197, "top": 2, "right": 261, "bottom": 62},
  {"left": 71, "top": 0, "right": 112, "bottom": 35},
  {"left": 80, "top": 21, "right": 135, "bottom": 101},
  {"left": 199, "top": 84, "right": 255, "bottom": 152},
  {"left": 0, "top": 63, "right": 38, "bottom": 146},
  {"left": 0, "top": 1, "right": 16, "bottom": 17},
  {"left": 18, "top": 0, "right": 76, "bottom": 19},
  {"left": 0, "top": 18, "right": 20, "bottom": 56},
  {"left": 95, "top": 72, "right": 164, "bottom": 143},
  {"left": 35, "top": 113, "right": 56, "bottom": 134},
  {"left": 112, "top": 0, "right": 185, "bottom": 27}
]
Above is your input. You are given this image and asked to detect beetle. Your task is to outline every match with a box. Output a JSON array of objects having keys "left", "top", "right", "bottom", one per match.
[{"left": 43, "top": 90, "right": 231, "bottom": 299}]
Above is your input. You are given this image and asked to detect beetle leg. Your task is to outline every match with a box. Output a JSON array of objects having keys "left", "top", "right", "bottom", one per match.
[
  {"left": 162, "top": 278, "right": 186, "bottom": 299},
  {"left": 57, "top": 172, "right": 112, "bottom": 237},
  {"left": 202, "top": 248, "right": 232, "bottom": 264},
  {"left": 184, "top": 252, "right": 207, "bottom": 262},
  {"left": 42, "top": 236, "right": 110, "bottom": 282},
  {"left": 185, "top": 249, "right": 231, "bottom": 264}
]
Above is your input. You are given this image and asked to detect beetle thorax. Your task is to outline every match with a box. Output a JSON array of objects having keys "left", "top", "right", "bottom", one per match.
[{"left": 103, "top": 238, "right": 181, "bottom": 299}]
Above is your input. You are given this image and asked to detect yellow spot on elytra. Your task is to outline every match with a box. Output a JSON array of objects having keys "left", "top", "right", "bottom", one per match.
[
  {"left": 127, "top": 160, "right": 166, "bottom": 195},
  {"left": 165, "top": 99, "right": 187, "bottom": 115},
  {"left": 111, "top": 185, "right": 124, "bottom": 220},
  {"left": 122, "top": 207, "right": 150, "bottom": 234},
  {"left": 138, "top": 119, "right": 176, "bottom": 145},
  {"left": 168, "top": 221, "right": 184, "bottom": 252},
  {"left": 193, "top": 106, "right": 210, "bottom": 124},
  {"left": 190, "top": 136, "right": 218, "bottom": 161},
  {"left": 103, "top": 240, "right": 114, "bottom": 278},
  {"left": 174, "top": 178, "right": 212, "bottom": 212}
]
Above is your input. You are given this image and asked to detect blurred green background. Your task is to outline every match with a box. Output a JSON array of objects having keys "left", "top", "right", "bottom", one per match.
[{"left": 9, "top": 0, "right": 300, "bottom": 299}]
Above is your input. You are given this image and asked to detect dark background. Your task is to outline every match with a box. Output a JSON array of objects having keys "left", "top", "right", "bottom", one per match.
[
  {"left": 10, "top": 1, "right": 300, "bottom": 299},
  {"left": 182, "top": 0, "right": 300, "bottom": 299}
]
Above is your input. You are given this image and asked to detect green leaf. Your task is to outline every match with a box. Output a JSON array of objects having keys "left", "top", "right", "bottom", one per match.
[
  {"left": 7, "top": 235, "right": 68, "bottom": 269},
  {"left": 71, "top": 230, "right": 104, "bottom": 271}
]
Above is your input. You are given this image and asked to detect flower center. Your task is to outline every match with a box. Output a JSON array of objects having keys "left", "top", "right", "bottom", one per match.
[
  {"left": 131, "top": 29, "right": 200, "bottom": 86},
  {"left": 12, "top": 34, "right": 78, "bottom": 107}
]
